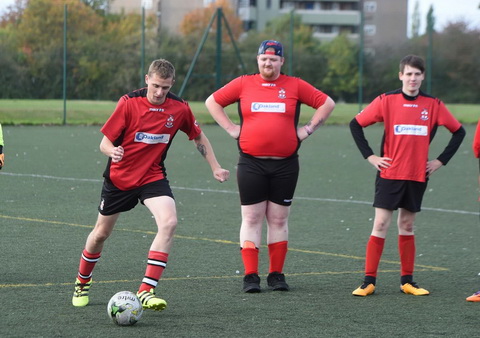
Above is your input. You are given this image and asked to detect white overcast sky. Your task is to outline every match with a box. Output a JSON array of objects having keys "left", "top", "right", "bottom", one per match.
[
  {"left": 0, "top": 0, "right": 479, "bottom": 33},
  {"left": 407, "top": 0, "right": 480, "bottom": 35}
]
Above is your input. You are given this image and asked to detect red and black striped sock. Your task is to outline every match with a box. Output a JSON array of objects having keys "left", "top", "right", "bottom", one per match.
[
  {"left": 77, "top": 249, "right": 101, "bottom": 283},
  {"left": 138, "top": 251, "right": 168, "bottom": 293}
]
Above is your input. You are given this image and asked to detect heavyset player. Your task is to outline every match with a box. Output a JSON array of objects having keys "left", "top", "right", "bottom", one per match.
[
  {"left": 206, "top": 40, "right": 335, "bottom": 292},
  {"left": 68, "top": 42, "right": 477, "bottom": 313}
]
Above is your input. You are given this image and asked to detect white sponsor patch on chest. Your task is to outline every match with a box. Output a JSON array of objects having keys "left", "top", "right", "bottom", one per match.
[
  {"left": 393, "top": 125, "right": 428, "bottom": 136},
  {"left": 134, "top": 132, "right": 170, "bottom": 144},
  {"left": 251, "top": 102, "right": 286, "bottom": 113}
]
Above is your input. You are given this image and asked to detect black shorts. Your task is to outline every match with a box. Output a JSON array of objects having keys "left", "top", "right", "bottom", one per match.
[
  {"left": 98, "top": 179, "right": 174, "bottom": 216},
  {"left": 373, "top": 175, "right": 428, "bottom": 213},
  {"left": 237, "top": 154, "right": 299, "bottom": 206}
]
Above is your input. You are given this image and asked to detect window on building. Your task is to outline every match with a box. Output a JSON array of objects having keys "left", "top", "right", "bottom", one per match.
[
  {"left": 320, "top": 2, "right": 333, "bottom": 10},
  {"left": 304, "top": 1, "right": 314, "bottom": 10},
  {"left": 239, "top": 0, "right": 257, "bottom": 7},
  {"left": 364, "top": 24, "right": 376, "bottom": 36},
  {"left": 364, "top": 1, "right": 377, "bottom": 13},
  {"left": 313, "top": 25, "right": 333, "bottom": 33},
  {"left": 244, "top": 20, "right": 256, "bottom": 30},
  {"left": 266, "top": 0, "right": 271, "bottom": 8},
  {"left": 280, "top": 1, "right": 316, "bottom": 10},
  {"left": 279, "top": 1, "right": 292, "bottom": 10},
  {"left": 339, "top": 2, "right": 359, "bottom": 10}
]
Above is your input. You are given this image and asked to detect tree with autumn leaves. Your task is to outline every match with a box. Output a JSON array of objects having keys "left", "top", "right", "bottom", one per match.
[{"left": 179, "top": 0, "right": 243, "bottom": 40}]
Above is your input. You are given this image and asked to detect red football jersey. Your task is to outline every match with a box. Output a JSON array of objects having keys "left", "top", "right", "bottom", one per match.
[
  {"left": 355, "top": 91, "right": 462, "bottom": 182},
  {"left": 213, "top": 73, "right": 328, "bottom": 157},
  {"left": 473, "top": 120, "right": 480, "bottom": 158},
  {"left": 101, "top": 89, "right": 201, "bottom": 190}
]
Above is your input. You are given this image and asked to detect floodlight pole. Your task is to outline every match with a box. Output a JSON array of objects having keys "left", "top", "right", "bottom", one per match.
[
  {"left": 215, "top": 8, "right": 222, "bottom": 90},
  {"left": 178, "top": 8, "right": 246, "bottom": 96},
  {"left": 426, "top": 8, "right": 434, "bottom": 94},
  {"left": 140, "top": 6, "right": 145, "bottom": 88},
  {"left": 357, "top": 0, "right": 364, "bottom": 113},
  {"left": 178, "top": 10, "right": 217, "bottom": 97},
  {"left": 63, "top": 4, "right": 67, "bottom": 125},
  {"left": 289, "top": 9, "right": 294, "bottom": 75}
]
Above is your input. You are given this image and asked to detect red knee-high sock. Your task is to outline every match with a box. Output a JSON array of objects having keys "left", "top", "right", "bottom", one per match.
[
  {"left": 77, "top": 249, "right": 101, "bottom": 283},
  {"left": 138, "top": 251, "right": 168, "bottom": 293},
  {"left": 241, "top": 241, "right": 259, "bottom": 275},
  {"left": 399, "top": 235, "right": 415, "bottom": 277},
  {"left": 365, "top": 236, "right": 385, "bottom": 277},
  {"left": 268, "top": 241, "right": 288, "bottom": 274}
]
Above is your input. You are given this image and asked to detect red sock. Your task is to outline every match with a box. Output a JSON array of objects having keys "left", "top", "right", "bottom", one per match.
[
  {"left": 268, "top": 241, "right": 288, "bottom": 273},
  {"left": 365, "top": 236, "right": 385, "bottom": 277},
  {"left": 77, "top": 249, "right": 101, "bottom": 283},
  {"left": 399, "top": 235, "right": 415, "bottom": 276},
  {"left": 241, "top": 241, "right": 259, "bottom": 275},
  {"left": 138, "top": 251, "right": 168, "bottom": 293}
]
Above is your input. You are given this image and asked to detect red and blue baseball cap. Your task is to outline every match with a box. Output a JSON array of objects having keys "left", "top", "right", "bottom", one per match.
[{"left": 258, "top": 40, "right": 283, "bottom": 57}]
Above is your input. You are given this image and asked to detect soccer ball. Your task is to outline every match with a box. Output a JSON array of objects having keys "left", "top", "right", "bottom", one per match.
[{"left": 107, "top": 291, "right": 143, "bottom": 326}]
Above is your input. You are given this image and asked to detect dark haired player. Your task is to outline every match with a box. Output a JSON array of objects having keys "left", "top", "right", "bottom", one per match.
[
  {"left": 72, "top": 59, "right": 229, "bottom": 310},
  {"left": 206, "top": 40, "right": 335, "bottom": 293},
  {"left": 350, "top": 55, "right": 465, "bottom": 296}
]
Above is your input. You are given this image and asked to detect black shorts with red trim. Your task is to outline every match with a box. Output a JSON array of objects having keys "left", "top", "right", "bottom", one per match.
[
  {"left": 237, "top": 153, "right": 299, "bottom": 206},
  {"left": 98, "top": 178, "right": 174, "bottom": 215},
  {"left": 373, "top": 175, "right": 428, "bottom": 213}
]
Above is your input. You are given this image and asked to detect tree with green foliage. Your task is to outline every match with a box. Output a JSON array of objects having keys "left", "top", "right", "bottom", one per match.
[
  {"left": 320, "top": 34, "right": 359, "bottom": 102},
  {"left": 81, "top": 0, "right": 109, "bottom": 14},
  {"left": 428, "top": 22, "right": 480, "bottom": 103},
  {"left": 426, "top": 5, "right": 435, "bottom": 34},
  {"left": 411, "top": 1, "right": 420, "bottom": 38}
]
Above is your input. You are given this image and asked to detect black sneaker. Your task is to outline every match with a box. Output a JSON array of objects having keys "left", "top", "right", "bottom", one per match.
[
  {"left": 243, "top": 273, "right": 261, "bottom": 293},
  {"left": 267, "top": 272, "right": 289, "bottom": 291}
]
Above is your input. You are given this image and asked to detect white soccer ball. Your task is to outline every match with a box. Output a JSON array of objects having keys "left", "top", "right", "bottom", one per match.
[{"left": 107, "top": 291, "right": 143, "bottom": 326}]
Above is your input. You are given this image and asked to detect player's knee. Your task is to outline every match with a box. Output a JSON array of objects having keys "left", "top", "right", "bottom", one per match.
[
  {"left": 373, "top": 220, "right": 389, "bottom": 232},
  {"left": 91, "top": 229, "right": 111, "bottom": 243},
  {"left": 399, "top": 221, "right": 414, "bottom": 233},
  {"left": 159, "top": 216, "right": 177, "bottom": 233}
]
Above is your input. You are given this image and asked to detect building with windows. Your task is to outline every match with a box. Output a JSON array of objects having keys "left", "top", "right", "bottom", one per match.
[
  {"left": 109, "top": 0, "right": 408, "bottom": 47},
  {"left": 237, "top": 0, "right": 408, "bottom": 46}
]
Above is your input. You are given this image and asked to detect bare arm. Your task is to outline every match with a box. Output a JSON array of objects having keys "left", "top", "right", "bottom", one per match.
[
  {"left": 205, "top": 94, "right": 240, "bottom": 139},
  {"left": 99, "top": 136, "right": 124, "bottom": 163},
  {"left": 297, "top": 96, "right": 336, "bottom": 141},
  {"left": 193, "top": 131, "right": 230, "bottom": 183}
]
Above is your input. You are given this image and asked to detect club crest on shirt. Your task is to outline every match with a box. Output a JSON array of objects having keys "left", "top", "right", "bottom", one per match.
[
  {"left": 278, "top": 88, "right": 286, "bottom": 99},
  {"left": 420, "top": 109, "right": 429, "bottom": 121},
  {"left": 165, "top": 114, "right": 174, "bottom": 128}
]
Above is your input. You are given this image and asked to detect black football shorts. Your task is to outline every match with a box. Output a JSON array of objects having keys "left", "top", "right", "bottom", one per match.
[
  {"left": 237, "top": 154, "right": 299, "bottom": 206},
  {"left": 98, "top": 179, "right": 174, "bottom": 215},
  {"left": 373, "top": 175, "right": 428, "bottom": 213}
]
